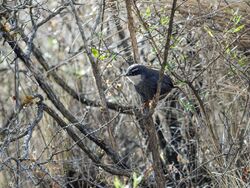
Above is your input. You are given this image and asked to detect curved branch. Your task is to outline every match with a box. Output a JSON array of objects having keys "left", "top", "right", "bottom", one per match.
[
  {"left": 0, "top": 25, "right": 129, "bottom": 169},
  {"left": 43, "top": 103, "right": 131, "bottom": 176}
]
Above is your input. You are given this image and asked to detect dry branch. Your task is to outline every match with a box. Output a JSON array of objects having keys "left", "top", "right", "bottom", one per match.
[{"left": 0, "top": 23, "right": 129, "bottom": 171}]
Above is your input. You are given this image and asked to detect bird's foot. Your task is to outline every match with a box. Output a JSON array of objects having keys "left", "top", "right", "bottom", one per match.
[
  {"left": 141, "top": 101, "right": 155, "bottom": 116},
  {"left": 141, "top": 101, "right": 150, "bottom": 115}
]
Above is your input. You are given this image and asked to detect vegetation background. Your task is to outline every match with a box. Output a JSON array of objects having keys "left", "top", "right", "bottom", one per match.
[{"left": 0, "top": 0, "right": 249, "bottom": 187}]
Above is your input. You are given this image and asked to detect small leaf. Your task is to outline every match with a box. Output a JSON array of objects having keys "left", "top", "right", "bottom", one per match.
[
  {"left": 160, "top": 16, "right": 169, "bottom": 25},
  {"left": 111, "top": 54, "right": 117, "bottom": 60},
  {"left": 133, "top": 172, "right": 143, "bottom": 188},
  {"left": 238, "top": 58, "right": 247, "bottom": 67},
  {"left": 99, "top": 52, "right": 110, "bottom": 61},
  {"left": 226, "top": 47, "right": 230, "bottom": 54},
  {"left": 231, "top": 24, "right": 245, "bottom": 33},
  {"left": 91, "top": 47, "right": 99, "bottom": 58},
  {"left": 179, "top": 98, "right": 195, "bottom": 112},
  {"left": 145, "top": 7, "right": 151, "bottom": 18},
  {"left": 114, "top": 177, "right": 124, "bottom": 188},
  {"left": 234, "top": 15, "right": 242, "bottom": 25}
]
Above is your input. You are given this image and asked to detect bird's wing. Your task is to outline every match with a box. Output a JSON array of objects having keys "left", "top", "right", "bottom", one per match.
[
  {"left": 134, "top": 83, "right": 148, "bottom": 102},
  {"left": 147, "top": 71, "right": 173, "bottom": 95},
  {"left": 162, "top": 74, "right": 173, "bottom": 88}
]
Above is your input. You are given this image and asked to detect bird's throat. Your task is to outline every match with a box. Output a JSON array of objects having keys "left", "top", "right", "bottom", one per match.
[{"left": 127, "top": 75, "right": 142, "bottom": 85}]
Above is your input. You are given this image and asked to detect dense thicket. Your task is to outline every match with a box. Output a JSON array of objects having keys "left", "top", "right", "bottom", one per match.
[{"left": 0, "top": 0, "right": 249, "bottom": 187}]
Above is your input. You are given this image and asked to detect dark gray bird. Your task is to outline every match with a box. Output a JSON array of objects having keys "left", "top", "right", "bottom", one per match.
[{"left": 124, "top": 64, "right": 174, "bottom": 103}]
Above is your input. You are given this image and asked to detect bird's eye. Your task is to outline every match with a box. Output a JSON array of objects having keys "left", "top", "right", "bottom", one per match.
[{"left": 131, "top": 68, "right": 139, "bottom": 75}]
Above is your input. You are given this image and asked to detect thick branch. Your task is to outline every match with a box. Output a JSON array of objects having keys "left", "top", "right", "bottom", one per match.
[
  {"left": 125, "top": 0, "right": 140, "bottom": 64},
  {"left": 18, "top": 28, "right": 134, "bottom": 115},
  {"left": 0, "top": 25, "right": 128, "bottom": 169},
  {"left": 43, "top": 103, "right": 131, "bottom": 176},
  {"left": 141, "top": 114, "right": 165, "bottom": 188}
]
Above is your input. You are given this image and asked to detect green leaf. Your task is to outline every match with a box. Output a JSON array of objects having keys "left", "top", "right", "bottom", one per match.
[
  {"left": 226, "top": 47, "right": 230, "bottom": 54},
  {"left": 91, "top": 47, "right": 99, "bottom": 58},
  {"left": 111, "top": 54, "right": 117, "bottom": 60},
  {"left": 234, "top": 15, "right": 242, "bottom": 25},
  {"left": 114, "top": 177, "right": 124, "bottom": 188},
  {"left": 133, "top": 172, "right": 143, "bottom": 188},
  {"left": 99, "top": 52, "right": 110, "bottom": 61},
  {"left": 160, "top": 16, "right": 169, "bottom": 25},
  {"left": 145, "top": 7, "right": 151, "bottom": 18},
  {"left": 238, "top": 58, "right": 247, "bottom": 67},
  {"left": 179, "top": 98, "right": 195, "bottom": 112},
  {"left": 231, "top": 24, "right": 245, "bottom": 33}
]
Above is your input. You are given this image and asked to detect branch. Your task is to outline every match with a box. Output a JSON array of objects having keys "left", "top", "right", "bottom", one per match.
[
  {"left": 17, "top": 27, "right": 135, "bottom": 115},
  {"left": 22, "top": 94, "right": 44, "bottom": 158},
  {"left": 0, "top": 24, "right": 129, "bottom": 169},
  {"left": 43, "top": 103, "right": 131, "bottom": 177},
  {"left": 142, "top": 115, "right": 166, "bottom": 188},
  {"left": 155, "top": 0, "right": 178, "bottom": 105},
  {"left": 69, "top": 0, "right": 116, "bottom": 148},
  {"left": 109, "top": 0, "right": 133, "bottom": 65},
  {"left": 132, "top": 1, "right": 162, "bottom": 64},
  {"left": 125, "top": 0, "right": 140, "bottom": 64}
]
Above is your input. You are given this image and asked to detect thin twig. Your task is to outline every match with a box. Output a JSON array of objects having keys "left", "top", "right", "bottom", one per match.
[
  {"left": 125, "top": 0, "right": 140, "bottom": 64},
  {"left": 69, "top": 0, "right": 117, "bottom": 149},
  {"left": 0, "top": 23, "right": 129, "bottom": 170}
]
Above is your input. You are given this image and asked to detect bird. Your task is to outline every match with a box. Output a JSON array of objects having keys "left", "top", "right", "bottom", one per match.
[{"left": 124, "top": 64, "right": 174, "bottom": 105}]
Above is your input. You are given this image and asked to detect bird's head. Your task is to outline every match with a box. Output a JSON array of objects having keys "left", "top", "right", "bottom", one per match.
[
  {"left": 124, "top": 64, "right": 148, "bottom": 85},
  {"left": 124, "top": 64, "right": 173, "bottom": 104},
  {"left": 124, "top": 64, "right": 147, "bottom": 77}
]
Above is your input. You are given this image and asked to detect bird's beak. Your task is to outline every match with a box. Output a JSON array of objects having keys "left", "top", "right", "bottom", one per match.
[{"left": 122, "top": 72, "right": 128, "bottom": 76}]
